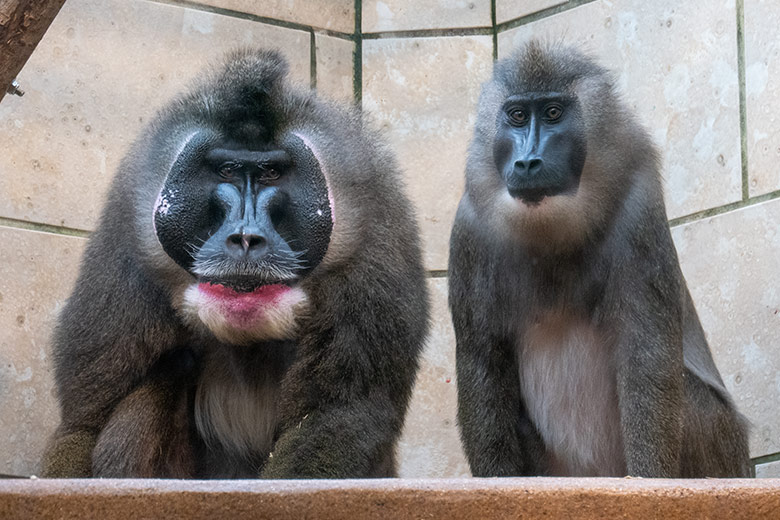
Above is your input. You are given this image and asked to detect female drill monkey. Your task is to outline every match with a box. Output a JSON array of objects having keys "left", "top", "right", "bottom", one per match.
[{"left": 450, "top": 40, "right": 750, "bottom": 478}]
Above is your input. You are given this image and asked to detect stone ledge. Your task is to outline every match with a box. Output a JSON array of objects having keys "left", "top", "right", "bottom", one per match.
[{"left": 1, "top": 478, "right": 779, "bottom": 519}]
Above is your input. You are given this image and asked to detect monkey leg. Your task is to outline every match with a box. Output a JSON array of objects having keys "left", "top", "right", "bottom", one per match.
[
  {"left": 616, "top": 356, "right": 685, "bottom": 477},
  {"left": 680, "top": 370, "right": 751, "bottom": 477},
  {"left": 92, "top": 377, "right": 194, "bottom": 478},
  {"left": 92, "top": 348, "right": 198, "bottom": 478}
]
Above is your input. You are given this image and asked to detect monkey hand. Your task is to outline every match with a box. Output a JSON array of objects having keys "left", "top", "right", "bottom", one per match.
[
  {"left": 39, "top": 429, "right": 96, "bottom": 478},
  {"left": 261, "top": 402, "right": 388, "bottom": 479}
]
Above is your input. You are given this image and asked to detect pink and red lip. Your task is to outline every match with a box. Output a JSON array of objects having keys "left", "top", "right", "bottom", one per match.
[{"left": 198, "top": 281, "right": 293, "bottom": 304}]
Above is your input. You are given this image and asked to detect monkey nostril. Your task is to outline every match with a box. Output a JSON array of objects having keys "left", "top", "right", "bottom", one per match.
[
  {"left": 515, "top": 158, "right": 543, "bottom": 176},
  {"left": 244, "top": 234, "right": 264, "bottom": 250},
  {"left": 226, "top": 232, "right": 266, "bottom": 253},
  {"left": 528, "top": 158, "right": 543, "bottom": 175}
]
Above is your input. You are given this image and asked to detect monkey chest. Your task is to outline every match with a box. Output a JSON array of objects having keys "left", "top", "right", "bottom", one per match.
[
  {"left": 193, "top": 354, "right": 280, "bottom": 463},
  {"left": 517, "top": 317, "right": 626, "bottom": 476}
]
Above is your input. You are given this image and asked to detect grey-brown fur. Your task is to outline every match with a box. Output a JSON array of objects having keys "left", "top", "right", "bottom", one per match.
[
  {"left": 450, "top": 40, "right": 750, "bottom": 478},
  {"left": 40, "top": 49, "right": 428, "bottom": 478}
]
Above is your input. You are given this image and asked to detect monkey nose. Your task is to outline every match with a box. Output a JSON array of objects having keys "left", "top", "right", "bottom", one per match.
[
  {"left": 514, "top": 158, "right": 543, "bottom": 177},
  {"left": 226, "top": 229, "right": 266, "bottom": 254}
]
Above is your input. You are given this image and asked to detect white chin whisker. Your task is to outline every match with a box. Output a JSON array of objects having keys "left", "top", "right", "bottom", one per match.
[{"left": 180, "top": 284, "right": 308, "bottom": 344}]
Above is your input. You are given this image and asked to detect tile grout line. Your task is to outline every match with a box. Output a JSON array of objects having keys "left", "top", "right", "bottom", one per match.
[
  {"left": 310, "top": 30, "right": 317, "bottom": 90},
  {"left": 495, "top": 0, "right": 600, "bottom": 33},
  {"left": 146, "top": 0, "right": 355, "bottom": 40},
  {"left": 491, "top": 0, "right": 498, "bottom": 61},
  {"left": 142, "top": 0, "right": 597, "bottom": 43},
  {"left": 736, "top": 0, "right": 750, "bottom": 201},
  {"left": 668, "top": 189, "right": 780, "bottom": 228},
  {"left": 752, "top": 451, "right": 780, "bottom": 467},
  {"left": 0, "top": 217, "right": 90, "bottom": 238},
  {"left": 353, "top": 0, "right": 362, "bottom": 106},
  {"left": 362, "top": 27, "right": 493, "bottom": 40}
]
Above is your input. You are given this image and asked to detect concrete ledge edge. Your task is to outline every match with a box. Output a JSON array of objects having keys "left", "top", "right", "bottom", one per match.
[{"left": 2, "top": 477, "right": 780, "bottom": 519}]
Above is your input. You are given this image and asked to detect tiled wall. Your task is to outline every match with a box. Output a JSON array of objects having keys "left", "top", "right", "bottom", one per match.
[{"left": 0, "top": 0, "right": 777, "bottom": 478}]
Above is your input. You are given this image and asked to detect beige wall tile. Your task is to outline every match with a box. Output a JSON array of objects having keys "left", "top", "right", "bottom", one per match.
[
  {"left": 397, "top": 278, "right": 470, "bottom": 478},
  {"left": 363, "top": 0, "right": 491, "bottom": 32},
  {"left": 315, "top": 34, "right": 355, "bottom": 102},
  {"left": 498, "top": 0, "right": 742, "bottom": 220},
  {"left": 671, "top": 198, "right": 780, "bottom": 458},
  {"left": 745, "top": 0, "right": 780, "bottom": 196},
  {"left": 0, "top": 0, "right": 311, "bottom": 231},
  {"left": 756, "top": 459, "right": 780, "bottom": 478},
  {"left": 0, "top": 227, "right": 86, "bottom": 476},
  {"left": 496, "top": 0, "right": 567, "bottom": 24},
  {"left": 194, "top": 0, "right": 354, "bottom": 33},
  {"left": 362, "top": 36, "right": 494, "bottom": 270}
]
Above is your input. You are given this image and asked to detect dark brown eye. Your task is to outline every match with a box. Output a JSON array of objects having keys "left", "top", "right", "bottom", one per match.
[
  {"left": 259, "top": 168, "right": 281, "bottom": 182},
  {"left": 544, "top": 105, "right": 563, "bottom": 121},
  {"left": 508, "top": 109, "right": 528, "bottom": 126},
  {"left": 218, "top": 163, "right": 236, "bottom": 180}
]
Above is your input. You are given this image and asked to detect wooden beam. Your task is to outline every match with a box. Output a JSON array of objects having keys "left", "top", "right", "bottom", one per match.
[{"left": 0, "top": 0, "right": 67, "bottom": 103}]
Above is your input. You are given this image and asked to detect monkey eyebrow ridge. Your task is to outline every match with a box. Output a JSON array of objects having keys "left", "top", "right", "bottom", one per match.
[
  {"left": 503, "top": 92, "right": 572, "bottom": 104},
  {"left": 206, "top": 148, "right": 292, "bottom": 169}
]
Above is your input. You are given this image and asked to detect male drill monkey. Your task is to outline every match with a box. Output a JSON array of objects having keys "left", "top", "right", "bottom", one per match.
[
  {"left": 450, "top": 40, "right": 750, "bottom": 478},
  {"left": 41, "top": 49, "right": 429, "bottom": 478}
]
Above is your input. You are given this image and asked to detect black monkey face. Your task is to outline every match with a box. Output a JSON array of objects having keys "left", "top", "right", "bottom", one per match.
[
  {"left": 153, "top": 131, "right": 333, "bottom": 343},
  {"left": 493, "top": 93, "right": 587, "bottom": 205}
]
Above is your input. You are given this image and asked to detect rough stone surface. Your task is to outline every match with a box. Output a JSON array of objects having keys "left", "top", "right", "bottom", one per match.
[
  {"left": 362, "top": 0, "right": 491, "bottom": 32},
  {"left": 362, "top": 35, "right": 494, "bottom": 270},
  {"left": 672, "top": 198, "right": 780, "bottom": 458},
  {"left": 496, "top": 0, "right": 567, "bottom": 24},
  {"left": 756, "top": 460, "right": 780, "bottom": 478},
  {"left": 0, "top": 227, "right": 86, "bottom": 476},
  {"left": 498, "top": 0, "right": 742, "bottom": 219},
  {"left": 397, "top": 279, "right": 470, "bottom": 478},
  {"left": 315, "top": 34, "right": 355, "bottom": 102},
  {"left": 744, "top": 0, "right": 780, "bottom": 196},
  {"left": 193, "top": 0, "right": 354, "bottom": 33},
  {"left": 1, "top": 478, "right": 779, "bottom": 519},
  {"left": 0, "top": 0, "right": 311, "bottom": 232}
]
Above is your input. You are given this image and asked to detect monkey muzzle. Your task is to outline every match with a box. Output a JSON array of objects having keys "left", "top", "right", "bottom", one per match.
[{"left": 505, "top": 160, "right": 576, "bottom": 205}]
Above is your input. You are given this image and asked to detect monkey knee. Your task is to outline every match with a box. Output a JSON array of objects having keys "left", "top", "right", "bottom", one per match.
[
  {"left": 39, "top": 430, "right": 96, "bottom": 478},
  {"left": 681, "top": 377, "right": 751, "bottom": 477},
  {"left": 93, "top": 381, "right": 193, "bottom": 478}
]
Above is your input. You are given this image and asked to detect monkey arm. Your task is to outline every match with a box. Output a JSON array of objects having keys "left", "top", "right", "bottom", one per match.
[
  {"left": 449, "top": 220, "right": 546, "bottom": 477},
  {"left": 611, "top": 227, "right": 686, "bottom": 478},
  {"left": 262, "top": 256, "right": 427, "bottom": 479},
  {"left": 615, "top": 326, "right": 685, "bottom": 477},
  {"left": 261, "top": 395, "right": 401, "bottom": 478},
  {"left": 41, "top": 224, "right": 183, "bottom": 477},
  {"left": 455, "top": 329, "right": 546, "bottom": 477}
]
